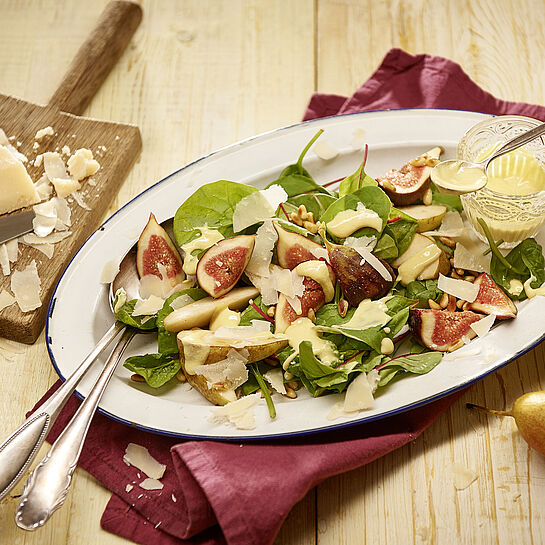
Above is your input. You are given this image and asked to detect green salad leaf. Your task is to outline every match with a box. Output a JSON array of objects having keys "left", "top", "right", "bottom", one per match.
[
  {"left": 377, "top": 352, "right": 443, "bottom": 387},
  {"left": 173, "top": 180, "right": 257, "bottom": 247},
  {"left": 123, "top": 353, "right": 181, "bottom": 388},
  {"left": 156, "top": 288, "right": 208, "bottom": 355},
  {"left": 338, "top": 150, "right": 377, "bottom": 197},
  {"left": 375, "top": 208, "right": 417, "bottom": 261},
  {"left": 394, "top": 279, "right": 442, "bottom": 307},
  {"left": 113, "top": 291, "right": 157, "bottom": 330},
  {"left": 489, "top": 238, "right": 545, "bottom": 300},
  {"left": 287, "top": 192, "right": 337, "bottom": 221},
  {"left": 430, "top": 181, "right": 462, "bottom": 212}
]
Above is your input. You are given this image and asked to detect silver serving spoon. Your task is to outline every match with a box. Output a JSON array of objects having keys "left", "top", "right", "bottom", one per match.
[
  {"left": 0, "top": 219, "right": 174, "bottom": 526},
  {"left": 431, "top": 121, "right": 545, "bottom": 195}
]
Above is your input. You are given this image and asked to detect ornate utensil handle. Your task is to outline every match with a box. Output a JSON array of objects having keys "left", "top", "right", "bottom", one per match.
[
  {"left": 15, "top": 327, "right": 135, "bottom": 530},
  {"left": 0, "top": 321, "right": 124, "bottom": 502}
]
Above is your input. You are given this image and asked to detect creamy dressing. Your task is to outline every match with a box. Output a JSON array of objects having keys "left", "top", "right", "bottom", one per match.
[
  {"left": 432, "top": 161, "right": 487, "bottom": 193},
  {"left": 209, "top": 307, "right": 241, "bottom": 330},
  {"left": 523, "top": 276, "right": 545, "bottom": 298},
  {"left": 342, "top": 298, "right": 390, "bottom": 330},
  {"left": 326, "top": 202, "right": 382, "bottom": 238},
  {"left": 294, "top": 260, "right": 334, "bottom": 302},
  {"left": 179, "top": 331, "right": 211, "bottom": 374},
  {"left": 508, "top": 279, "right": 524, "bottom": 297},
  {"left": 397, "top": 244, "right": 441, "bottom": 285},
  {"left": 181, "top": 226, "right": 224, "bottom": 275},
  {"left": 284, "top": 317, "right": 338, "bottom": 365},
  {"left": 380, "top": 337, "right": 395, "bottom": 355},
  {"left": 481, "top": 147, "right": 545, "bottom": 196}
]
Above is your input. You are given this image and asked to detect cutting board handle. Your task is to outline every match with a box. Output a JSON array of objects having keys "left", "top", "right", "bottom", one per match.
[{"left": 48, "top": 1, "right": 142, "bottom": 116}]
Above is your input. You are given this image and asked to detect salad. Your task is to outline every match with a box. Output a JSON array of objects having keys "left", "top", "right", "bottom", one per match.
[{"left": 112, "top": 130, "right": 545, "bottom": 427}]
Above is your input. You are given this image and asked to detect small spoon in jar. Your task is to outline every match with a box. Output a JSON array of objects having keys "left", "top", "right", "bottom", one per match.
[{"left": 431, "top": 121, "right": 545, "bottom": 195}]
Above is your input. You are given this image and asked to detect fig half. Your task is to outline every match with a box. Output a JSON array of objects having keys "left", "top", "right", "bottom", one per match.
[
  {"left": 274, "top": 223, "right": 327, "bottom": 269},
  {"left": 377, "top": 147, "right": 443, "bottom": 206},
  {"left": 275, "top": 277, "right": 326, "bottom": 334},
  {"left": 408, "top": 308, "right": 483, "bottom": 352},
  {"left": 467, "top": 272, "right": 517, "bottom": 319},
  {"left": 196, "top": 235, "right": 255, "bottom": 297},
  {"left": 324, "top": 238, "right": 394, "bottom": 307},
  {"left": 136, "top": 213, "right": 184, "bottom": 286}
]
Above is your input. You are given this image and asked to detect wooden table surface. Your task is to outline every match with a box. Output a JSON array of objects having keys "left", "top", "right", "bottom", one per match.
[{"left": 1, "top": 1, "right": 544, "bottom": 544}]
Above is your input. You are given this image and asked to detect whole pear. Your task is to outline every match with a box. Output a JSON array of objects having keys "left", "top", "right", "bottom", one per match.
[{"left": 467, "top": 391, "right": 545, "bottom": 456}]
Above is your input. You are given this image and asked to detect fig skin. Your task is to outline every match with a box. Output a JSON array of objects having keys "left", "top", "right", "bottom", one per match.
[
  {"left": 196, "top": 235, "right": 255, "bottom": 298},
  {"left": 409, "top": 308, "right": 483, "bottom": 352},
  {"left": 274, "top": 223, "right": 326, "bottom": 269},
  {"left": 468, "top": 272, "right": 517, "bottom": 319},
  {"left": 377, "top": 147, "right": 442, "bottom": 206},
  {"left": 136, "top": 213, "right": 184, "bottom": 285},
  {"left": 467, "top": 391, "right": 545, "bottom": 456},
  {"left": 326, "top": 243, "right": 394, "bottom": 307},
  {"left": 275, "top": 277, "right": 326, "bottom": 334}
]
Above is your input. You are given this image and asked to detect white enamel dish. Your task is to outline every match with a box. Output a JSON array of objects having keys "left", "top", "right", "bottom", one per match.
[{"left": 46, "top": 109, "right": 545, "bottom": 440}]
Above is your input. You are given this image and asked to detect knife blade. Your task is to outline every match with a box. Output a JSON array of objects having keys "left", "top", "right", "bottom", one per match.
[{"left": 0, "top": 210, "right": 35, "bottom": 245}]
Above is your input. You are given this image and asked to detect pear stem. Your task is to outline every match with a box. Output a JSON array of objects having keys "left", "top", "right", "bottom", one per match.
[{"left": 466, "top": 402, "right": 512, "bottom": 417}]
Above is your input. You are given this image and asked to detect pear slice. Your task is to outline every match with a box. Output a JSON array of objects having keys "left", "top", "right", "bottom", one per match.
[
  {"left": 398, "top": 204, "right": 447, "bottom": 233},
  {"left": 177, "top": 329, "right": 288, "bottom": 405},
  {"left": 391, "top": 233, "right": 450, "bottom": 282},
  {"left": 163, "top": 286, "right": 259, "bottom": 332}
]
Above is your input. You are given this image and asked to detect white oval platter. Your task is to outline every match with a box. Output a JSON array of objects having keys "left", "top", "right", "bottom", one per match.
[{"left": 46, "top": 108, "right": 545, "bottom": 440}]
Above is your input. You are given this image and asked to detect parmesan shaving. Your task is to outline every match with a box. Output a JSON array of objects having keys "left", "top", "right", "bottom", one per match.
[
  {"left": 470, "top": 314, "right": 496, "bottom": 338},
  {"left": 67, "top": 148, "right": 100, "bottom": 180},
  {"left": 71, "top": 190, "right": 91, "bottom": 210},
  {"left": 23, "top": 231, "right": 72, "bottom": 245},
  {"left": 343, "top": 370, "right": 379, "bottom": 412},
  {"left": 139, "top": 478, "right": 164, "bottom": 490},
  {"left": 123, "top": 443, "right": 166, "bottom": 479},
  {"left": 100, "top": 260, "right": 120, "bottom": 284},
  {"left": 352, "top": 244, "right": 392, "bottom": 281},
  {"left": 193, "top": 348, "right": 249, "bottom": 390},
  {"left": 437, "top": 274, "right": 479, "bottom": 303},
  {"left": 452, "top": 463, "right": 478, "bottom": 490},
  {"left": 313, "top": 139, "right": 339, "bottom": 160},
  {"left": 232, "top": 185, "right": 288, "bottom": 232},
  {"left": 11, "top": 260, "right": 41, "bottom": 312},
  {"left": 423, "top": 211, "right": 464, "bottom": 237},
  {"left": 44, "top": 152, "right": 81, "bottom": 197},
  {"left": 209, "top": 393, "right": 261, "bottom": 430},
  {"left": 0, "top": 290, "right": 16, "bottom": 311},
  {"left": 453, "top": 243, "right": 490, "bottom": 273},
  {"left": 125, "top": 484, "right": 134, "bottom": 493},
  {"left": 34, "top": 173, "right": 52, "bottom": 199},
  {"left": 24, "top": 242, "right": 54, "bottom": 259},
  {"left": 245, "top": 220, "right": 277, "bottom": 276},
  {"left": 132, "top": 295, "right": 165, "bottom": 316},
  {"left": 263, "top": 368, "right": 286, "bottom": 394}
]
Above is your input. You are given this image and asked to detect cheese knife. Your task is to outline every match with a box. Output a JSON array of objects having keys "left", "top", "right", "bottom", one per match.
[{"left": 0, "top": 210, "right": 35, "bottom": 245}]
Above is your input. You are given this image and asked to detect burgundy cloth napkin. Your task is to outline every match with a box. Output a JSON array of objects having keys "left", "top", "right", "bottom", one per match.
[{"left": 29, "top": 48, "right": 545, "bottom": 545}]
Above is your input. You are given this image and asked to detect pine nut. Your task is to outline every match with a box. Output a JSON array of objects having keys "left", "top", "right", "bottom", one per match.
[
  {"left": 446, "top": 294, "right": 457, "bottom": 312},
  {"left": 284, "top": 371, "right": 294, "bottom": 380},
  {"left": 464, "top": 275, "right": 475, "bottom": 283},
  {"left": 422, "top": 188, "right": 433, "bottom": 205},
  {"left": 428, "top": 298, "right": 441, "bottom": 309},
  {"left": 307, "top": 308, "right": 316, "bottom": 323},
  {"left": 439, "top": 236, "right": 456, "bottom": 248},
  {"left": 286, "top": 381, "right": 300, "bottom": 390},
  {"left": 176, "top": 370, "right": 187, "bottom": 383},
  {"left": 456, "top": 299, "right": 465, "bottom": 309},
  {"left": 267, "top": 306, "right": 275, "bottom": 317},
  {"left": 439, "top": 293, "right": 449, "bottom": 308},
  {"left": 284, "top": 387, "right": 297, "bottom": 399},
  {"left": 456, "top": 268, "right": 465, "bottom": 276},
  {"left": 451, "top": 270, "right": 463, "bottom": 279},
  {"left": 130, "top": 374, "right": 145, "bottom": 382}
]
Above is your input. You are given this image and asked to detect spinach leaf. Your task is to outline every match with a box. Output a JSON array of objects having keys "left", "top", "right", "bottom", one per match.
[
  {"left": 490, "top": 238, "right": 545, "bottom": 300},
  {"left": 378, "top": 352, "right": 443, "bottom": 387},
  {"left": 113, "top": 292, "right": 157, "bottom": 330},
  {"left": 338, "top": 153, "right": 377, "bottom": 197},
  {"left": 375, "top": 208, "right": 418, "bottom": 261},
  {"left": 173, "top": 180, "right": 257, "bottom": 247},
  {"left": 157, "top": 288, "right": 208, "bottom": 354},
  {"left": 239, "top": 296, "right": 273, "bottom": 328},
  {"left": 278, "top": 129, "right": 323, "bottom": 179},
  {"left": 430, "top": 182, "right": 462, "bottom": 212},
  {"left": 394, "top": 279, "right": 442, "bottom": 307},
  {"left": 268, "top": 174, "right": 332, "bottom": 198},
  {"left": 287, "top": 192, "right": 337, "bottom": 221},
  {"left": 123, "top": 353, "right": 181, "bottom": 388},
  {"left": 320, "top": 186, "right": 391, "bottom": 240},
  {"left": 316, "top": 302, "right": 355, "bottom": 327}
]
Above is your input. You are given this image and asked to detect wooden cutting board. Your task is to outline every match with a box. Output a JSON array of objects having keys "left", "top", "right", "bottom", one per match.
[{"left": 0, "top": 1, "right": 143, "bottom": 344}]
